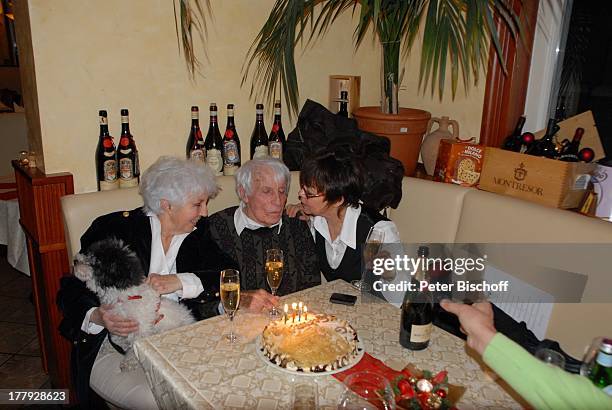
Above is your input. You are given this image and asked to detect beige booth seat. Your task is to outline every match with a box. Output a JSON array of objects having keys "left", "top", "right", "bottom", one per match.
[{"left": 61, "top": 173, "right": 612, "bottom": 357}]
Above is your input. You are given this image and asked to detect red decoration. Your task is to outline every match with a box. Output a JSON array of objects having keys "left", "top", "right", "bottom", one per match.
[
  {"left": 432, "top": 370, "right": 448, "bottom": 385},
  {"left": 579, "top": 147, "right": 595, "bottom": 163},
  {"left": 436, "top": 389, "right": 447, "bottom": 398},
  {"left": 398, "top": 379, "right": 414, "bottom": 398}
]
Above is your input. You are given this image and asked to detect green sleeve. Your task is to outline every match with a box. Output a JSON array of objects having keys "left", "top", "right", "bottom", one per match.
[{"left": 483, "top": 333, "right": 612, "bottom": 410}]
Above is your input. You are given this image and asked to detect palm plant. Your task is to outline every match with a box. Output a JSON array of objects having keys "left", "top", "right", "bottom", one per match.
[{"left": 178, "top": 0, "right": 522, "bottom": 117}]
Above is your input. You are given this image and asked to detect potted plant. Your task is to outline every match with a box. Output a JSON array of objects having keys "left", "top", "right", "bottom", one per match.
[{"left": 177, "top": 0, "right": 521, "bottom": 174}]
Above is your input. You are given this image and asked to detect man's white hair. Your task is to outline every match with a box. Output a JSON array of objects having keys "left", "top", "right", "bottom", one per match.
[{"left": 235, "top": 158, "right": 290, "bottom": 199}]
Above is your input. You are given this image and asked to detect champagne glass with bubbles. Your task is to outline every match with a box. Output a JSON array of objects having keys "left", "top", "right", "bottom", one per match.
[
  {"left": 352, "top": 226, "right": 385, "bottom": 291},
  {"left": 220, "top": 269, "right": 240, "bottom": 343},
  {"left": 265, "top": 249, "right": 283, "bottom": 319}
]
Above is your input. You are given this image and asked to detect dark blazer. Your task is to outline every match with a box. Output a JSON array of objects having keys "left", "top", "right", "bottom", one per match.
[{"left": 56, "top": 207, "right": 236, "bottom": 405}]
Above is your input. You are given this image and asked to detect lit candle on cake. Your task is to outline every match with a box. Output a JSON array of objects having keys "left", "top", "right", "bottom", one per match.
[
  {"left": 283, "top": 304, "right": 288, "bottom": 324},
  {"left": 298, "top": 301, "right": 303, "bottom": 322},
  {"left": 292, "top": 302, "right": 297, "bottom": 323},
  {"left": 304, "top": 306, "right": 308, "bottom": 320}
]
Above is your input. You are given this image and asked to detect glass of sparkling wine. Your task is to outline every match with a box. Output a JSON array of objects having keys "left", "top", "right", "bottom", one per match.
[
  {"left": 220, "top": 269, "right": 240, "bottom": 343},
  {"left": 352, "top": 226, "right": 385, "bottom": 291},
  {"left": 265, "top": 248, "right": 283, "bottom": 319}
]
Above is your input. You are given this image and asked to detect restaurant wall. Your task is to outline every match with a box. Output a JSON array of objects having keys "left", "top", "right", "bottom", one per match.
[{"left": 22, "top": 0, "right": 486, "bottom": 193}]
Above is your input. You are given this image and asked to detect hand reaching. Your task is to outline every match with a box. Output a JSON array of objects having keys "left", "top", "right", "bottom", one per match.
[
  {"left": 92, "top": 304, "right": 139, "bottom": 337},
  {"left": 240, "top": 289, "right": 279, "bottom": 312},
  {"left": 285, "top": 203, "right": 309, "bottom": 221},
  {"left": 146, "top": 273, "right": 182, "bottom": 295},
  {"left": 440, "top": 299, "right": 497, "bottom": 355}
]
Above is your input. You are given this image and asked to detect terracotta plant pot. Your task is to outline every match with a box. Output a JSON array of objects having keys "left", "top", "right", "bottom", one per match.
[{"left": 353, "top": 107, "right": 431, "bottom": 176}]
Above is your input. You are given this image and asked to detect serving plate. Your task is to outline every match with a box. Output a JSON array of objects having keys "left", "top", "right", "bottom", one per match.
[{"left": 254, "top": 335, "right": 365, "bottom": 376}]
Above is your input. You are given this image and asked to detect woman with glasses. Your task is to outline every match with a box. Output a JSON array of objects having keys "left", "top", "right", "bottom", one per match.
[{"left": 288, "top": 150, "right": 400, "bottom": 283}]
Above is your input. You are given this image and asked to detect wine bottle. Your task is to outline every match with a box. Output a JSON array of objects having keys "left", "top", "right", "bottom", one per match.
[
  {"left": 250, "top": 103, "right": 268, "bottom": 159},
  {"left": 117, "top": 109, "right": 140, "bottom": 188},
  {"left": 268, "top": 100, "right": 285, "bottom": 161},
  {"left": 501, "top": 116, "right": 526, "bottom": 152},
  {"left": 95, "top": 110, "right": 119, "bottom": 191},
  {"left": 186, "top": 106, "right": 205, "bottom": 162},
  {"left": 204, "top": 103, "right": 224, "bottom": 176},
  {"left": 399, "top": 246, "right": 434, "bottom": 351},
  {"left": 558, "top": 128, "right": 584, "bottom": 162},
  {"left": 223, "top": 103, "right": 241, "bottom": 175},
  {"left": 338, "top": 90, "right": 349, "bottom": 117},
  {"left": 526, "top": 118, "right": 560, "bottom": 159},
  {"left": 589, "top": 338, "right": 612, "bottom": 395}
]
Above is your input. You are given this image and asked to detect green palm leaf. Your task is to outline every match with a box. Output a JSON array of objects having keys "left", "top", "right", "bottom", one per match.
[
  {"left": 179, "top": 0, "right": 523, "bottom": 115},
  {"left": 174, "top": 0, "right": 211, "bottom": 78}
]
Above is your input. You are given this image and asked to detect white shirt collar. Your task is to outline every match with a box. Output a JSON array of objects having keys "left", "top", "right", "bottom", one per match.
[
  {"left": 146, "top": 211, "right": 191, "bottom": 275},
  {"left": 233, "top": 203, "right": 282, "bottom": 236},
  {"left": 312, "top": 205, "right": 361, "bottom": 249}
]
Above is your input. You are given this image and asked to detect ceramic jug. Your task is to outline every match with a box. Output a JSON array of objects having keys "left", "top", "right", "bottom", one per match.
[{"left": 420, "top": 116, "right": 459, "bottom": 175}]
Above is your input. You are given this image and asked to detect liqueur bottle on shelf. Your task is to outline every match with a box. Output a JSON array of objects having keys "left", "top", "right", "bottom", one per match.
[
  {"left": 95, "top": 110, "right": 119, "bottom": 191},
  {"left": 501, "top": 116, "right": 526, "bottom": 152},
  {"left": 399, "top": 246, "right": 434, "bottom": 351},
  {"left": 338, "top": 90, "right": 349, "bottom": 117},
  {"left": 558, "top": 128, "right": 584, "bottom": 162},
  {"left": 268, "top": 100, "right": 285, "bottom": 161},
  {"left": 250, "top": 103, "right": 268, "bottom": 159},
  {"left": 204, "top": 103, "right": 224, "bottom": 176},
  {"left": 186, "top": 106, "right": 205, "bottom": 161},
  {"left": 223, "top": 104, "right": 241, "bottom": 175},
  {"left": 117, "top": 109, "right": 140, "bottom": 188},
  {"left": 526, "top": 118, "right": 560, "bottom": 159}
]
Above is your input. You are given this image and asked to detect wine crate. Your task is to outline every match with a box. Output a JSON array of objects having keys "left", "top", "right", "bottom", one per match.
[
  {"left": 478, "top": 147, "right": 596, "bottom": 209},
  {"left": 328, "top": 75, "right": 360, "bottom": 117}
]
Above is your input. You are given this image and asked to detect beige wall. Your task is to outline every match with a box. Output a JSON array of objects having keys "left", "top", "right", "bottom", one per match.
[{"left": 20, "top": 0, "right": 485, "bottom": 193}]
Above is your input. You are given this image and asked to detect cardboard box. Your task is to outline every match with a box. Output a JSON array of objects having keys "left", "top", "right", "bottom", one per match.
[
  {"left": 434, "top": 139, "right": 485, "bottom": 186},
  {"left": 479, "top": 148, "right": 596, "bottom": 209}
]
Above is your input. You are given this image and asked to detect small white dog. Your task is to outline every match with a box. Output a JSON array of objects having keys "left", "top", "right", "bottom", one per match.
[{"left": 73, "top": 238, "right": 195, "bottom": 371}]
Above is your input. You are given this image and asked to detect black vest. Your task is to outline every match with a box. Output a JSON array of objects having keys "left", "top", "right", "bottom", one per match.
[{"left": 315, "top": 207, "right": 388, "bottom": 282}]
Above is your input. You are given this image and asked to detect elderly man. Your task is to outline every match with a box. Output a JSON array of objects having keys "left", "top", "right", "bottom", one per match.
[{"left": 207, "top": 158, "right": 320, "bottom": 310}]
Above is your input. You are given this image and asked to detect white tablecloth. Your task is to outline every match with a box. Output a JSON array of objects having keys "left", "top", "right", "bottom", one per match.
[
  {"left": 0, "top": 199, "right": 30, "bottom": 275},
  {"left": 134, "top": 280, "right": 521, "bottom": 409}
]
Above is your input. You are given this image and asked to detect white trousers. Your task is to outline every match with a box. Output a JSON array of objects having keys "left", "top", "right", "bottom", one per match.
[{"left": 90, "top": 347, "right": 158, "bottom": 410}]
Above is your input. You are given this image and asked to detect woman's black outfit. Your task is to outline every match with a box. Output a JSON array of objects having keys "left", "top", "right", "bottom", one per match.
[{"left": 56, "top": 208, "right": 235, "bottom": 406}]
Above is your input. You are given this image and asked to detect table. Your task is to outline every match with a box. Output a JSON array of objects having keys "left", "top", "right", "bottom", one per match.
[
  {"left": 134, "top": 280, "right": 521, "bottom": 409},
  {"left": 0, "top": 198, "right": 30, "bottom": 275}
]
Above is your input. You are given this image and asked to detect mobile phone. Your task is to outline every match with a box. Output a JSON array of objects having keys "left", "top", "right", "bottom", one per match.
[{"left": 330, "top": 293, "right": 357, "bottom": 306}]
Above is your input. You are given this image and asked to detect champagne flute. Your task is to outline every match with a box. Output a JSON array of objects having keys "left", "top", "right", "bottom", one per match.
[
  {"left": 352, "top": 226, "right": 386, "bottom": 291},
  {"left": 265, "top": 249, "right": 283, "bottom": 319},
  {"left": 220, "top": 269, "right": 240, "bottom": 343}
]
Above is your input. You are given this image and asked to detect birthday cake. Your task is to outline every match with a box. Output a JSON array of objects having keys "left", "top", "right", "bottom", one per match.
[{"left": 260, "top": 313, "right": 360, "bottom": 373}]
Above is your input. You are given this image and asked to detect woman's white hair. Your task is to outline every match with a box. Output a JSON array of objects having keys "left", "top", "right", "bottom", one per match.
[
  {"left": 235, "top": 158, "right": 290, "bottom": 198},
  {"left": 140, "top": 156, "right": 220, "bottom": 215}
]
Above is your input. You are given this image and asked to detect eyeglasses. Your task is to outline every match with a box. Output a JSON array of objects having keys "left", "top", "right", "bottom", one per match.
[{"left": 299, "top": 187, "right": 324, "bottom": 199}]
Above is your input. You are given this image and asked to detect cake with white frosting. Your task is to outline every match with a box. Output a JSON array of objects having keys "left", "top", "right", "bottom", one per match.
[{"left": 260, "top": 313, "right": 360, "bottom": 372}]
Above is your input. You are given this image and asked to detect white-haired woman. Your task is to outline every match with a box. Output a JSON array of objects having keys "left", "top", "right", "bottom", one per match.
[{"left": 58, "top": 156, "right": 235, "bottom": 409}]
